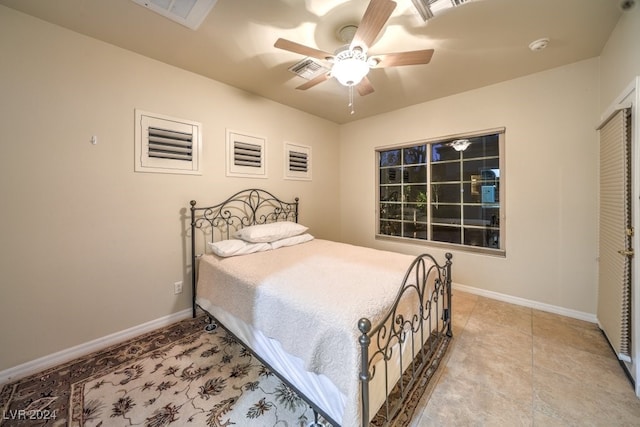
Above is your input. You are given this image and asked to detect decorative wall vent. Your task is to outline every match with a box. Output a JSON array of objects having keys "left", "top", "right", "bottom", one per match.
[
  {"left": 226, "top": 130, "right": 267, "bottom": 178},
  {"left": 284, "top": 142, "right": 311, "bottom": 180},
  {"left": 134, "top": 109, "right": 202, "bottom": 175},
  {"left": 130, "top": 0, "right": 218, "bottom": 30}
]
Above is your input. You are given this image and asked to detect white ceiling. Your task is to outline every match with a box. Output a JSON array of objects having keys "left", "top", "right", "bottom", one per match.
[{"left": 0, "top": 0, "right": 624, "bottom": 124}]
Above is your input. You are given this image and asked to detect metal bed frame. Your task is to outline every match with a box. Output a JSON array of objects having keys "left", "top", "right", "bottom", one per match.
[{"left": 190, "top": 189, "right": 453, "bottom": 427}]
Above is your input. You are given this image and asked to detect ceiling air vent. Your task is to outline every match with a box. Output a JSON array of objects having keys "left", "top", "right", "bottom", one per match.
[
  {"left": 288, "top": 58, "right": 330, "bottom": 80},
  {"left": 130, "top": 0, "right": 218, "bottom": 30}
]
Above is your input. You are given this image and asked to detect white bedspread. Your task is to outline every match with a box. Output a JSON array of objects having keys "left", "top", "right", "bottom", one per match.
[{"left": 196, "top": 239, "right": 420, "bottom": 426}]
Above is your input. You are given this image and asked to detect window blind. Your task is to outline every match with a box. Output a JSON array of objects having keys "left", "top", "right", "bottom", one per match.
[{"left": 598, "top": 107, "right": 632, "bottom": 360}]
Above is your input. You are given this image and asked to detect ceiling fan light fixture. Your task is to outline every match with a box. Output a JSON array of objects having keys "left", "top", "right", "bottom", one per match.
[
  {"left": 332, "top": 49, "right": 370, "bottom": 86},
  {"left": 367, "top": 57, "right": 380, "bottom": 67}
]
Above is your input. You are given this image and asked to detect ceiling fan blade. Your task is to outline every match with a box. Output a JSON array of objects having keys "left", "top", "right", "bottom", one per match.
[
  {"left": 372, "top": 49, "right": 434, "bottom": 68},
  {"left": 351, "top": 0, "right": 397, "bottom": 51},
  {"left": 274, "top": 38, "right": 333, "bottom": 61},
  {"left": 357, "top": 77, "right": 375, "bottom": 96},
  {"left": 296, "top": 72, "right": 330, "bottom": 90}
]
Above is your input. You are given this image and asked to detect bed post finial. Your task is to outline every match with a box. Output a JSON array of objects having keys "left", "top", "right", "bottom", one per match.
[
  {"left": 358, "top": 318, "right": 371, "bottom": 427},
  {"left": 444, "top": 252, "right": 453, "bottom": 337},
  {"left": 190, "top": 200, "right": 196, "bottom": 207},
  {"left": 358, "top": 318, "right": 371, "bottom": 334}
]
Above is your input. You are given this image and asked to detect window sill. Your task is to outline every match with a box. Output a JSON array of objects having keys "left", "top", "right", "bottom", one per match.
[{"left": 375, "top": 234, "right": 506, "bottom": 257}]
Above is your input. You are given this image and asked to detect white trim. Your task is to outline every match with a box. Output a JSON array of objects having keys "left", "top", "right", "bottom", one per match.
[
  {"left": 598, "top": 79, "right": 637, "bottom": 129},
  {"left": 0, "top": 309, "right": 192, "bottom": 386},
  {"left": 453, "top": 282, "right": 597, "bottom": 323},
  {"left": 628, "top": 76, "right": 640, "bottom": 397},
  {"left": 134, "top": 109, "right": 202, "bottom": 175},
  {"left": 225, "top": 129, "right": 268, "bottom": 179},
  {"left": 597, "top": 101, "right": 633, "bottom": 130},
  {"left": 284, "top": 141, "right": 312, "bottom": 181}
]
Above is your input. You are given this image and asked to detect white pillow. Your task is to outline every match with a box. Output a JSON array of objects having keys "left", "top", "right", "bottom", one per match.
[
  {"left": 233, "top": 221, "right": 308, "bottom": 243},
  {"left": 270, "top": 233, "right": 314, "bottom": 250},
  {"left": 207, "top": 239, "right": 271, "bottom": 257}
]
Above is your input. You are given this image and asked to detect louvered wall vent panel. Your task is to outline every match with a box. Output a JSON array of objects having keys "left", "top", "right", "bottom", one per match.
[
  {"left": 288, "top": 151, "right": 308, "bottom": 172},
  {"left": 233, "top": 142, "right": 262, "bottom": 167},
  {"left": 135, "top": 109, "right": 202, "bottom": 175},
  {"left": 226, "top": 130, "right": 267, "bottom": 178},
  {"left": 285, "top": 142, "right": 311, "bottom": 180},
  {"left": 148, "top": 127, "right": 193, "bottom": 161}
]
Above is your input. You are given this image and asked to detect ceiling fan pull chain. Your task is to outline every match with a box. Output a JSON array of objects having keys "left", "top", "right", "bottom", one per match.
[{"left": 349, "top": 85, "right": 355, "bottom": 115}]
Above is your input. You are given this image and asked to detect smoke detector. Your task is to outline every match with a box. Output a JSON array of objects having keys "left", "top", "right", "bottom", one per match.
[{"left": 528, "top": 38, "right": 549, "bottom": 52}]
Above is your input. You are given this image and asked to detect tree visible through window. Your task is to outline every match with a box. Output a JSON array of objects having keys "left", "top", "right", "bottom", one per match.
[{"left": 378, "top": 130, "right": 504, "bottom": 252}]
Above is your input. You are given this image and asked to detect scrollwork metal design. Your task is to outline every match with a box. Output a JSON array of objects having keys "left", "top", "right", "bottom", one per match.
[
  {"left": 359, "top": 252, "right": 452, "bottom": 426},
  {"left": 189, "top": 189, "right": 299, "bottom": 318}
]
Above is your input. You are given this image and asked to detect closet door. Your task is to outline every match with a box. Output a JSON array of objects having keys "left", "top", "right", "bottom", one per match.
[{"left": 598, "top": 107, "right": 632, "bottom": 361}]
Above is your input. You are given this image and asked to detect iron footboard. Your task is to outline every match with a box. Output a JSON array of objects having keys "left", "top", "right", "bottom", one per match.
[{"left": 359, "top": 252, "right": 453, "bottom": 427}]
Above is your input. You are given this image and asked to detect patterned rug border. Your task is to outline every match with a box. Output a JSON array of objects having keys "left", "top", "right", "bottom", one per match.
[
  {"left": 0, "top": 316, "right": 451, "bottom": 427},
  {"left": 0, "top": 316, "right": 209, "bottom": 426}
]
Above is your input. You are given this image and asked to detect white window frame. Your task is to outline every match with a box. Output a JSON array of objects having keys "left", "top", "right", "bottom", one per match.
[{"left": 376, "top": 128, "right": 506, "bottom": 256}]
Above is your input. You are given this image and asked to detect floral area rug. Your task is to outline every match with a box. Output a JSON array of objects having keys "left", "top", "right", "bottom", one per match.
[
  {"left": 0, "top": 315, "right": 450, "bottom": 427},
  {"left": 0, "top": 316, "right": 328, "bottom": 427}
]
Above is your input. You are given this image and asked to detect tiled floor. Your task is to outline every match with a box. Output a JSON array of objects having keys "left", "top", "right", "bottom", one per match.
[{"left": 411, "top": 290, "right": 640, "bottom": 426}]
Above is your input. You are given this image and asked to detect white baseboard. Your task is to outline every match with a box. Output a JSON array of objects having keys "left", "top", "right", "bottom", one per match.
[
  {"left": 0, "top": 309, "right": 192, "bottom": 386},
  {"left": 453, "top": 283, "right": 598, "bottom": 323}
]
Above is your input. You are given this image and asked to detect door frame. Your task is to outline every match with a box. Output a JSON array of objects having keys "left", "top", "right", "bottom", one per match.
[{"left": 599, "top": 76, "right": 639, "bottom": 398}]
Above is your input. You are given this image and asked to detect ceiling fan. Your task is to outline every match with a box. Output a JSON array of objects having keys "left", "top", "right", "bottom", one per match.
[{"left": 274, "top": 0, "right": 434, "bottom": 112}]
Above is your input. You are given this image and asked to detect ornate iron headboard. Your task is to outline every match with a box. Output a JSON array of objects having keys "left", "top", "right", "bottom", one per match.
[{"left": 189, "top": 189, "right": 299, "bottom": 316}]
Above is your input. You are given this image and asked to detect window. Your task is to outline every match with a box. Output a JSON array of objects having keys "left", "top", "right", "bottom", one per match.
[
  {"left": 377, "top": 129, "right": 504, "bottom": 254},
  {"left": 134, "top": 109, "right": 202, "bottom": 175}
]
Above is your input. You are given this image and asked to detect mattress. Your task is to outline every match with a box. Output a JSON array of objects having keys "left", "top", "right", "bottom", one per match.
[{"left": 195, "top": 239, "right": 439, "bottom": 426}]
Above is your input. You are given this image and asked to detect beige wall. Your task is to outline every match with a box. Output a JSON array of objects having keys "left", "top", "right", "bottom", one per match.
[
  {"left": 599, "top": 6, "right": 640, "bottom": 111},
  {"left": 339, "top": 58, "right": 600, "bottom": 314},
  {"left": 0, "top": 6, "right": 340, "bottom": 371}
]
